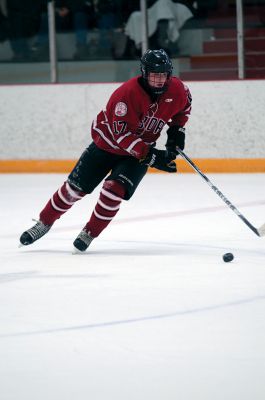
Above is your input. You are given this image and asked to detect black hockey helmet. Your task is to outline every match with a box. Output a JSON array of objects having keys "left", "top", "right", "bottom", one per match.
[{"left": 140, "top": 49, "right": 173, "bottom": 95}]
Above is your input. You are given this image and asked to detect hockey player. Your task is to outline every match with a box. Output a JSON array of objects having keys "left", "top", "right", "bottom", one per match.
[{"left": 19, "top": 49, "right": 192, "bottom": 252}]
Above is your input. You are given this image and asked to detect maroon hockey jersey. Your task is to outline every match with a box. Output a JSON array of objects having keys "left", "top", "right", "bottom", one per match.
[{"left": 91, "top": 76, "right": 192, "bottom": 160}]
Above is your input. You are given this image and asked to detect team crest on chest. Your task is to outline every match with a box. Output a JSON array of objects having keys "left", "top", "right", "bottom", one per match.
[
  {"left": 115, "top": 102, "right": 127, "bottom": 116},
  {"left": 147, "top": 102, "right": 158, "bottom": 117}
]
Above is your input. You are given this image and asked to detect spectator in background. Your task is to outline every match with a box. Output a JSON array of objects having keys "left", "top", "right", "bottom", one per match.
[
  {"left": 111, "top": 0, "right": 159, "bottom": 59},
  {"left": 115, "top": 0, "right": 157, "bottom": 21},
  {"left": 124, "top": 0, "right": 194, "bottom": 56},
  {"left": 0, "top": 0, "right": 8, "bottom": 43},
  {"left": 95, "top": 0, "right": 118, "bottom": 29},
  {"left": 32, "top": 0, "right": 95, "bottom": 61},
  {"left": 62, "top": 0, "right": 95, "bottom": 60},
  {"left": 6, "top": 0, "right": 43, "bottom": 61},
  {"left": 94, "top": 0, "right": 119, "bottom": 56},
  {"left": 30, "top": 0, "right": 53, "bottom": 61}
]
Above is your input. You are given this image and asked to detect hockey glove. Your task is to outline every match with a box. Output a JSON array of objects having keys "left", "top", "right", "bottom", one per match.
[
  {"left": 165, "top": 125, "right": 186, "bottom": 156},
  {"left": 141, "top": 147, "right": 177, "bottom": 173}
]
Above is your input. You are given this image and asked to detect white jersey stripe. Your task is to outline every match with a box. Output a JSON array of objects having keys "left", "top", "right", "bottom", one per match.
[
  {"left": 103, "top": 111, "right": 117, "bottom": 140},
  {"left": 126, "top": 138, "right": 142, "bottom": 153},
  {"left": 116, "top": 132, "right": 132, "bottom": 144},
  {"left": 93, "top": 119, "right": 120, "bottom": 150}
]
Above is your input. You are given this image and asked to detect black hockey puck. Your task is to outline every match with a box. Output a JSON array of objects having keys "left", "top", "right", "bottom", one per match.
[{"left": 223, "top": 253, "right": 234, "bottom": 263}]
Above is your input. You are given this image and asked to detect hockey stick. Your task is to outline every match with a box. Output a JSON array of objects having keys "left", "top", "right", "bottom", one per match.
[{"left": 176, "top": 147, "right": 265, "bottom": 237}]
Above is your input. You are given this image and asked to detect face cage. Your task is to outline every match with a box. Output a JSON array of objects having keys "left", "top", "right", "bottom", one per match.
[
  {"left": 147, "top": 72, "right": 168, "bottom": 88},
  {"left": 143, "top": 69, "right": 171, "bottom": 94}
]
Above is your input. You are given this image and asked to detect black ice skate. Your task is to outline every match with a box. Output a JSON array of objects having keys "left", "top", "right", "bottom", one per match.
[
  {"left": 20, "top": 220, "right": 51, "bottom": 246},
  {"left": 73, "top": 229, "right": 94, "bottom": 253}
]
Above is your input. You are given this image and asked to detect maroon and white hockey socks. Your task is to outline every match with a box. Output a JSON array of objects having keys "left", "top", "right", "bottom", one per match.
[
  {"left": 39, "top": 181, "right": 86, "bottom": 226},
  {"left": 83, "top": 180, "right": 125, "bottom": 238}
]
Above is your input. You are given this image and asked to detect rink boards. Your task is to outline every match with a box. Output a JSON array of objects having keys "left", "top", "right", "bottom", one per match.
[{"left": 0, "top": 80, "right": 265, "bottom": 172}]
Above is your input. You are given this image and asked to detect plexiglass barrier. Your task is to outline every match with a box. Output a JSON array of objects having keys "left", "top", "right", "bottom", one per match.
[{"left": 0, "top": 0, "right": 264, "bottom": 83}]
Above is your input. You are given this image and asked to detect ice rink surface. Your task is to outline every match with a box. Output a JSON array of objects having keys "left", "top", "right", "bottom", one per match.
[{"left": 0, "top": 172, "right": 265, "bottom": 400}]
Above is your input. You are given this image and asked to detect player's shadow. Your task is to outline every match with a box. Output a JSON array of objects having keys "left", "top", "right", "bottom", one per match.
[{"left": 20, "top": 240, "right": 240, "bottom": 257}]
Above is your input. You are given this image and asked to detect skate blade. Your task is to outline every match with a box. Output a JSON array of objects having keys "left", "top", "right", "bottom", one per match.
[{"left": 72, "top": 247, "right": 85, "bottom": 255}]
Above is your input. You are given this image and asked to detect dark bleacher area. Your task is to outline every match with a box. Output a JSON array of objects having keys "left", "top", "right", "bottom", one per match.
[{"left": 179, "top": 1, "right": 265, "bottom": 80}]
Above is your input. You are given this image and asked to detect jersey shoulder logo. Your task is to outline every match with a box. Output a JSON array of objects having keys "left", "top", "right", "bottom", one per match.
[
  {"left": 165, "top": 98, "right": 173, "bottom": 102},
  {"left": 115, "top": 102, "right": 127, "bottom": 116}
]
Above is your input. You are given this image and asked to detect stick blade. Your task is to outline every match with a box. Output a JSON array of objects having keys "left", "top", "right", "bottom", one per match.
[{"left": 258, "top": 223, "right": 265, "bottom": 237}]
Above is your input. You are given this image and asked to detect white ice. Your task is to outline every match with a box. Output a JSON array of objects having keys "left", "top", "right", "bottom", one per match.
[{"left": 0, "top": 173, "right": 265, "bottom": 400}]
